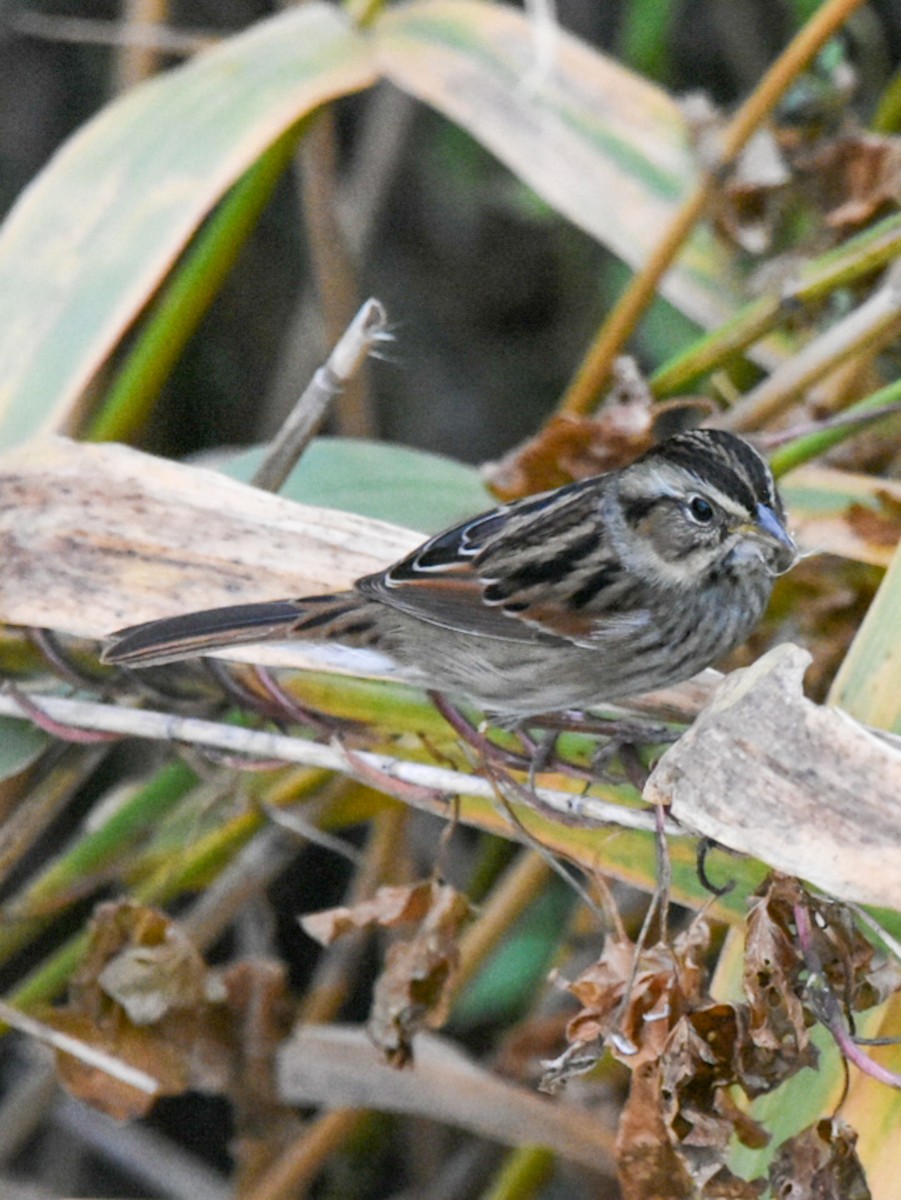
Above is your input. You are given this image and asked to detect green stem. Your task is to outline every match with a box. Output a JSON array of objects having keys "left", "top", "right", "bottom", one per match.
[
  {"left": 0, "top": 762, "right": 197, "bottom": 965},
  {"left": 651, "top": 210, "right": 901, "bottom": 397},
  {"left": 770, "top": 376, "right": 901, "bottom": 476}
]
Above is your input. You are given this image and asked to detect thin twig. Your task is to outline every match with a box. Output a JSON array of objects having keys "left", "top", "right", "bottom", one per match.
[
  {"left": 299, "top": 110, "right": 374, "bottom": 438},
  {"left": 794, "top": 903, "right": 901, "bottom": 1089},
  {"left": 756, "top": 400, "right": 901, "bottom": 449},
  {"left": 114, "top": 0, "right": 169, "bottom": 92},
  {"left": 10, "top": 8, "right": 214, "bottom": 54},
  {"left": 722, "top": 262, "right": 901, "bottom": 431},
  {"left": 0, "top": 689, "right": 678, "bottom": 837},
  {"left": 251, "top": 298, "right": 389, "bottom": 493}
]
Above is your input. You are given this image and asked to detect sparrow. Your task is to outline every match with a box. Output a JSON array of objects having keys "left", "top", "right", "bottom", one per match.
[{"left": 103, "top": 429, "right": 799, "bottom": 718}]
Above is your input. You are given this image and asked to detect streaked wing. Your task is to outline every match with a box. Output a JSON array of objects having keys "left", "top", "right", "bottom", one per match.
[{"left": 357, "top": 476, "right": 638, "bottom": 645}]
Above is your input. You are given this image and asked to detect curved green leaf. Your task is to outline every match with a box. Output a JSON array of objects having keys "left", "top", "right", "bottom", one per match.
[
  {"left": 373, "top": 0, "right": 742, "bottom": 329},
  {"left": 0, "top": 3, "right": 375, "bottom": 447}
]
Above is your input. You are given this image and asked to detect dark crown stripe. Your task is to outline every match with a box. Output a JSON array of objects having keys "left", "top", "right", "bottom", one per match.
[{"left": 652, "top": 440, "right": 758, "bottom": 516}]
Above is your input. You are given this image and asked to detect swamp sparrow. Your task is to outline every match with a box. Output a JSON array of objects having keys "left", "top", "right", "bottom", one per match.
[{"left": 103, "top": 430, "right": 798, "bottom": 717}]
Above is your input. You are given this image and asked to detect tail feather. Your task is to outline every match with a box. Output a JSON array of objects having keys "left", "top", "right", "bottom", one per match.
[{"left": 102, "top": 593, "right": 360, "bottom": 667}]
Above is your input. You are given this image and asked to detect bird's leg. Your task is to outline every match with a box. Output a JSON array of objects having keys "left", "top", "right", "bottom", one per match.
[
  {"left": 251, "top": 667, "right": 362, "bottom": 736},
  {"left": 203, "top": 660, "right": 358, "bottom": 736},
  {"left": 524, "top": 710, "right": 676, "bottom": 786},
  {"left": 428, "top": 691, "right": 535, "bottom": 772}
]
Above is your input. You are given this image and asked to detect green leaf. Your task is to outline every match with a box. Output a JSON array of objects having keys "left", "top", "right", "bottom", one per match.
[
  {"left": 0, "top": 717, "right": 48, "bottom": 783},
  {"left": 0, "top": 3, "right": 375, "bottom": 447},
  {"left": 218, "top": 437, "right": 494, "bottom": 534}
]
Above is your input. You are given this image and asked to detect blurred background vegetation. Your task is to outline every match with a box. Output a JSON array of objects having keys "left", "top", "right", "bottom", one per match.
[
  {"left": 6, "top": 0, "right": 899, "bottom": 463},
  {"left": 1, "top": 1, "right": 901, "bottom": 1198}
]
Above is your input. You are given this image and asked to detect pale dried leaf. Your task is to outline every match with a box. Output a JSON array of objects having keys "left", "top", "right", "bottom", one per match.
[
  {"left": 645, "top": 644, "right": 901, "bottom": 907},
  {"left": 277, "top": 1024, "right": 615, "bottom": 1173},
  {"left": 368, "top": 883, "right": 471, "bottom": 1067},
  {"left": 0, "top": 437, "right": 418, "bottom": 664}
]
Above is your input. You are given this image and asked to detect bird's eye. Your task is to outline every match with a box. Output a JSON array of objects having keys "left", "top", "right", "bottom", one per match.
[{"left": 688, "top": 496, "right": 715, "bottom": 524}]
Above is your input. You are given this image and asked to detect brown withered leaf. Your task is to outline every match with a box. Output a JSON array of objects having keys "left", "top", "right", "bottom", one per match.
[
  {"left": 797, "top": 132, "right": 901, "bottom": 228},
  {"left": 845, "top": 490, "right": 901, "bottom": 549},
  {"left": 617, "top": 1061, "right": 697, "bottom": 1200},
  {"left": 616, "top": 1017, "right": 771, "bottom": 1199},
  {"left": 367, "top": 881, "right": 471, "bottom": 1068},
  {"left": 482, "top": 359, "right": 710, "bottom": 500},
  {"left": 41, "top": 901, "right": 291, "bottom": 1122},
  {"left": 769, "top": 1118, "right": 871, "bottom": 1200},
  {"left": 565, "top": 921, "right": 710, "bottom": 1071},
  {"left": 550, "top": 872, "right": 886, "bottom": 1200},
  {"left": 46, "top": 1009, "right": 187, "bottom": 1121},
  {"left": 743, "top": 878, "right": 815, "bottom": 1078},
  {"left": 299, "top": 880, "right": 439, "bottom": 945}
]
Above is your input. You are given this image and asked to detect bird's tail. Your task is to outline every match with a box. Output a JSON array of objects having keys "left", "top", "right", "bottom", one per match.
[{"left": 101, "top": 592, "right": 365, "bottom": 668}]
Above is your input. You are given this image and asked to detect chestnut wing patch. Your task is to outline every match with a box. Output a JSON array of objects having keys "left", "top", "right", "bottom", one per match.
[{"left": 356, "top": 479, "right": 634, "bottom": 645}]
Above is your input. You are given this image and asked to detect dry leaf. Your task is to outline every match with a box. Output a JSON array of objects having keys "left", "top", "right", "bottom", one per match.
[
  {"left": 798, "top": 132, "right": 901, "bottom": 229},
  {"left": 743, "top": 879, "right": 818, "bottom": 1087},
  {"left": 42, "top": 901, "right": 291, "bottom": 1121},
  {"left": 845, "top": 490, "right": 901, "bottom": 548},
  {"left": 769, "top": 1118, "right": 871, "bottom": 1200},
  {"left": 97, "top": 933, "right": 220, "bottom": 1026},
  {"left": 0, "top": 436, "right": 418, "bottom": 665},
  {"left": 546, "top": 871, "right": 891, "bottom": 1199},
  {"left": 564, "top": 922, "right": 709, "bottom": 1072},
  {"left": 645, "top": 644, "right": 901, "bottom": 907},
  {"left": 482, "top": 360, "right": 710, "bottom": 500},
  {"left": 367, "top": 881, "right": 471, "bottom": 1067},
  {"left": 299, "top": 881, "right": 438, "bottom": 945}
]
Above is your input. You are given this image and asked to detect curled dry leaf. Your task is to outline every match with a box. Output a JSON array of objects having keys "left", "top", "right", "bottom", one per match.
[
  {"left": 482, "top": 359, "right": 710, "bottom": 500},
  {"left": 796, "top": 132, "right": 901, "bottom": 229},
  {"left": 547, "top": 872, "right": 894, "bottom": 1199},
  {"left": 743, "top": 878, "right": 818, "bottom": 1090},
  {"left": 302, "top": 879, "right": 471, "bottom": 1067},
  {"left": 768, "top": 1118, "right": 872, "bottom": 1200},
  {"left": 40, "top": 901, "right": 291, "bottom": 1122},
  {"left": 367, "top": 882, "right": 471, "bottom": 1068},
  {"left": 645, "top": 643, "right": 901, "bottom": 908},
  {"left": 563, "top": 922, "right": 710, "bottom": 1072},
  {"left": 548, "top": 919, "right": 777, "bottom": 1199},
  {"left": 299, "top": 880, "right": 439, "bottom": 945}
]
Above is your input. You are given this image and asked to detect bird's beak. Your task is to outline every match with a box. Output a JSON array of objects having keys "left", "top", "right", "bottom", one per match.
[{"left": 738, "top": 503, "right": 799, "bottom": 575}]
